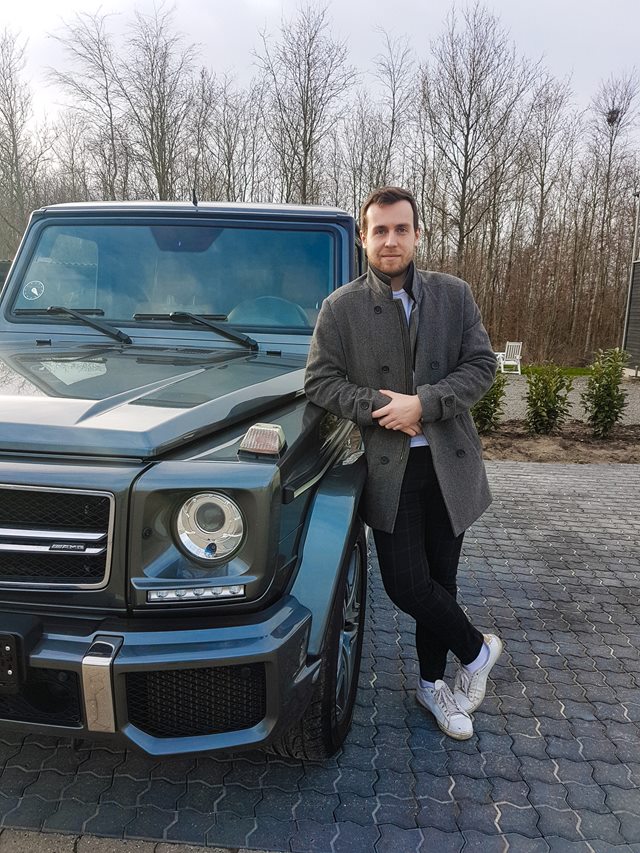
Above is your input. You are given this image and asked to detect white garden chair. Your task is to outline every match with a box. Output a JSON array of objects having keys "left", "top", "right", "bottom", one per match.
[{"left": 495, "top": 341, "right": 522, "bottom": 374}]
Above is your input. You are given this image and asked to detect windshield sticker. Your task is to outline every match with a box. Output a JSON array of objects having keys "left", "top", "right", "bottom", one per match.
[{"left": 23, "top": 281, "right": 45, "bottom": 301}]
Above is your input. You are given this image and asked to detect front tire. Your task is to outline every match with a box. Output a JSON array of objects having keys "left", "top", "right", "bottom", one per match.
[{"left": 275, "top": 526, "right": 367, "bottom": 760}]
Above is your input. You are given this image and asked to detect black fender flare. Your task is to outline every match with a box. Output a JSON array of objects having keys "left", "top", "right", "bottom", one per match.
[{"left": 289, "top": 453, "right": 367, "bottom": 656}]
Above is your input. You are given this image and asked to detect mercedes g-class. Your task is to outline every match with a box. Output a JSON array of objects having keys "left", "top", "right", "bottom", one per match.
[{"left": 0, "top": 201, "right": 367, "bottom": 758}]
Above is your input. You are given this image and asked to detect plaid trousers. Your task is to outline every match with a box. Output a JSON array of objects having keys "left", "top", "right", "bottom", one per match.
[{"left": 372, "top": 446, "right": 484, "bottom": 682}]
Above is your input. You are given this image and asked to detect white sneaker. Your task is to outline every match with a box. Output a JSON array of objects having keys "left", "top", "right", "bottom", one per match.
[
  {"left": 416, "top": 678, "right": 473, "bottom": 740},
  {"left": 454, "top": 633, "right": 503, "bottom": 714}
]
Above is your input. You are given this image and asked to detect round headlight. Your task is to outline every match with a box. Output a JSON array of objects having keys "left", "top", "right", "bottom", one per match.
[
  {"left": 195, "top": 502, "right": 226, "bottom": 533},
  {"left": 177, "top": 493, "right": 244, "bottom": 561}
]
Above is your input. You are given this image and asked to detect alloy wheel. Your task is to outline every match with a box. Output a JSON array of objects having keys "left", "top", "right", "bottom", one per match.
[{"left": 335, "top": 540, "right": 364, "bottom": 721}]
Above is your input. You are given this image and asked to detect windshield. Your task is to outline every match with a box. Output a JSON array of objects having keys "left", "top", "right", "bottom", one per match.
[{"left": 10, "top": 222, "right": 335, "bottom": 332}]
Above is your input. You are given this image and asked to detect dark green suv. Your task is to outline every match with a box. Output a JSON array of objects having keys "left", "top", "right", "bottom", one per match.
[{"left": 0, "top": 202, "right": 367, "bottom": 758}]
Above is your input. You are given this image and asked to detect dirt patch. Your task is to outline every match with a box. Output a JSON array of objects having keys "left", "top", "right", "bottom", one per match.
[{"left": 481, "top": 420, "right": 640, "bottom": 463}]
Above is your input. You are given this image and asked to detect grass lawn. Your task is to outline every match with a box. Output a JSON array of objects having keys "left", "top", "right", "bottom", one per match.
[{"left": 521, "top": 365, "right": 591, "bottom": 376}]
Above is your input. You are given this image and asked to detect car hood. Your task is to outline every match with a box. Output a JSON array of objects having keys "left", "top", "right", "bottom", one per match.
[{"left": 0, "top": 344, "right": 307, "bottom": 458}]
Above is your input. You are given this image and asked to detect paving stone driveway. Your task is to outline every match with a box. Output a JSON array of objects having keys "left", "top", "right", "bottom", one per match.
[{"left": 1, "top": 462, "right": 640, "bottom": 853}]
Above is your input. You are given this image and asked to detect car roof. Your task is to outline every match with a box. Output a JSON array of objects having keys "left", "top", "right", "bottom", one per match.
[{"left": 35, "top": 200, "right": 353, "bottom": 221}]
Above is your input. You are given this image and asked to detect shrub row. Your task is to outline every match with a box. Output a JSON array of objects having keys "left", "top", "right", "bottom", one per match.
[{"left": 471, "top": 348, "right": 629, "bottom": 439}]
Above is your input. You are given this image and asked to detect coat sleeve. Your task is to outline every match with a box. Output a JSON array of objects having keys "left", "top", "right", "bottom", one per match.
[
  {"left": 416, "top": 282, "right": 497, "bottom": 422},
  {"left": 305, "top": 298, "right": 391, "bottom": 428}
]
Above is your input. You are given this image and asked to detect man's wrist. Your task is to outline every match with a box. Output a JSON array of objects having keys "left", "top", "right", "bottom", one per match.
[{"left": 412, "top": 394, "right": 423, "bottom": 422}]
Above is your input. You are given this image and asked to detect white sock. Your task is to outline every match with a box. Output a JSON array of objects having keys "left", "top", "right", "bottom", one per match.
[
  {"left": 419, "top": 677, "right": 436, "bottom": 690},
  {"left": 464, "top": 641, "right": 490, "bottom": 674}
]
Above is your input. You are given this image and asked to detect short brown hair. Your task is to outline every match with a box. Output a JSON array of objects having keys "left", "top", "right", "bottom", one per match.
[{"left": 360, "top": 186, "right": 419, "bottom": 233}]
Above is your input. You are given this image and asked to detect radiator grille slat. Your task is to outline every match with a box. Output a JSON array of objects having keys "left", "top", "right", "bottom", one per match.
[
  {"left": 0, "top": 551, "right": 107, "bottom": 581},
  {"left": 126, "top": 664, "right": 267, "bottom": 738},
  {"left": 0, "top": 487, "right": 113, "bottom": 587},
  {"left": 0, "top": 490, "right": 110, "bottom": 529}
]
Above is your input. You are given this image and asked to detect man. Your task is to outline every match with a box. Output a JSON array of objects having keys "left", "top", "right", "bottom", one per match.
[{"left": 305, "top": 186, "right": 502, "bottom": 740}]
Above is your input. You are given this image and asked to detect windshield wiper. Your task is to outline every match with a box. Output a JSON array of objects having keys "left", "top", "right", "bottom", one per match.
[
  {"left": 133, "top": 311, "right": 259, "bottom": 352},
  {"left": 15, "top": 306, "right": 132, "bottom": 345}
]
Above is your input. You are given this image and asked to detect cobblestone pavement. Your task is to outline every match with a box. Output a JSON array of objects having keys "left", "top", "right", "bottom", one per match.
[{"left": 1, "top": 463, "right": 640, "bottom": 853}]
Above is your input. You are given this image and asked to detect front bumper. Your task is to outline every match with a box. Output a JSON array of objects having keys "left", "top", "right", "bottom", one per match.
[{"left": 0, "top": 597, "right": 318, "bottom": 755}]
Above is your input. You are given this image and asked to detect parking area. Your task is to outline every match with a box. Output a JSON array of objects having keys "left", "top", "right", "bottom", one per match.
[{"left": 0, "top": 462, "right": 639, "bottom": 852}]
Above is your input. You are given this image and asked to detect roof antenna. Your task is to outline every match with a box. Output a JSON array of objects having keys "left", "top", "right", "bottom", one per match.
[{"left": 192, "top": 184, "right": 198, "bottom": 207}]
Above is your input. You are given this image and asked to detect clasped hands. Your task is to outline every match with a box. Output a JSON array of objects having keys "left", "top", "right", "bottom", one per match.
[{"left": 372, "top": 390, "right": 423, "bottom": 437}]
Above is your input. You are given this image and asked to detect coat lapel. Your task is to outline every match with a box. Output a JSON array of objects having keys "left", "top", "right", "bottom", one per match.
[
  {"left": 413, "top": 273, "right": 441, "bottom": 383},
  {"left": 364, "top": 266, "right": 415, "bottom": 393}
]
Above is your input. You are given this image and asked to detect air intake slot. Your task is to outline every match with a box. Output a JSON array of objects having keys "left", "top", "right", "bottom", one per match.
[{"left": 126, "top": 663, "right": 266, "bottom": 738}]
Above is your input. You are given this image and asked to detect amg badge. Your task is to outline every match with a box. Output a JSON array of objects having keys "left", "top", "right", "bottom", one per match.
[{"left": 50, "top": 543, "right": 87, "bottom": 552}]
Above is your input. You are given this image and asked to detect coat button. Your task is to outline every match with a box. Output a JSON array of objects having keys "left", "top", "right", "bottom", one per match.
[
  {"left": 456, "top": 449, "right": 466, "bottom": 458},
  {"left": 359, "top": 400, "right": 369, "bottom": 410},
  {"left": 380, "top": 456, "right": 389, "bottom": 464},
  {"left": 381, "top": 365, "right": 389, "bottom": 373},
  {"left": 444, "top": 398, "right": 453, "bottom": 407},
  {"left": 374, "top": 305, "right": 382, "bottom": 314},
  {"left": 430, "top": 360, "right": 439, "bottom": 369}
]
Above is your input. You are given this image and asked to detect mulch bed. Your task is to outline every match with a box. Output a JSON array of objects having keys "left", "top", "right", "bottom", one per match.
[{"left": 481, "top": 420, "right": 640, "bottom": 463}]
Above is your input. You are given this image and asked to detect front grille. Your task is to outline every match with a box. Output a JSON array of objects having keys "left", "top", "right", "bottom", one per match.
[
  {"left": 0, "top": 668, "right": 82, "bottom": 727},
  {"left": 126, "top": 664, "right": 267, "bottom": 738},
  {"left": 0, "top": 486, "right": 113, "bottom": 587},
  {"left": 0, "top": 489, "right": 110, "bottom": 530},
  {"left": 0, "top": 552, "right": 106, "bottom": 582}
]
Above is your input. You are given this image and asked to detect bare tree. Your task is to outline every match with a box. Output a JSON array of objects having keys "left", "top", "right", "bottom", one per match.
[
  {"left": 521, "top": 77, "right": 577, "bottom": 353},
  {"left": 117, "top": 5, "right": 198, "bottom": 200},
  {"left": 184, "top": 72, "right": 273, "bottom": 203},
  {"left": 51, "top": 6, "right": 198, "bottom": 201},
  {"left": 372, "top": 31, "right": 415, "bottom": 186},
  {"left": 529, "top": 79, "right": 575, "bottom": 240},
  {"left": 583, "top": 72, "right": 639, "bottom": 355},
  {"left": 1, "top": 3, "right": 638, "bottom": 364},
  {"left": 339, "top": 92, "right": 383, "bottom": 218},
  {"left": 0, "top": 30, "right": 49, "bottom": 248},
  {"left": 256, "top": 3, "right": 355, "bottom": 203},
  {"left": 49, "top": 11, "right": 125, "bottom": 199},
  {"left": 420, "top": 4, "right": 539, "bottom": 277},
  {"left": 50, "top": 111, "right": 92, "bottom": 201}
]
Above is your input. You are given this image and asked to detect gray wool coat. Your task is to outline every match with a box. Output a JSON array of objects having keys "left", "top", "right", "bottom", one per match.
[{"left": 304, "top": 265, "right": 497, "bottom": 536}]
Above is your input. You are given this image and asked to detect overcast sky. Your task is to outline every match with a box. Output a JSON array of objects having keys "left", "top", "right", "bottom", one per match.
[{"left": 5, "top": 0, "right": 640, "bottom": 118}]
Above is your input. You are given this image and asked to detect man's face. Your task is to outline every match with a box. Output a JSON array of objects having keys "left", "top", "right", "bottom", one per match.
[{"left": 361, "top": 200, "right": 420, "bottom": 280}]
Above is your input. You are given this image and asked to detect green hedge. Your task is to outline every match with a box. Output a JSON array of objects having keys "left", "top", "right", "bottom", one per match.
[
  {"left": 581, "top": 348, "right": 629, "bottom": 438},
  {"left": 471, "top": 373, "right": 507, "bottom": 434},
  {"left": 525, "top": 364, "right": 573, "bottom": 435}
]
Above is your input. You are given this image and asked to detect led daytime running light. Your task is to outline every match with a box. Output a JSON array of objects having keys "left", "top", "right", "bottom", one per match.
[{"left": 148, "top": 584, "right": 245, "bottom": 603}]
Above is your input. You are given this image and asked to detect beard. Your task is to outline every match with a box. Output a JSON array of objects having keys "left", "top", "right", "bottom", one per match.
[{"left": 374, "top": 256, "right": 412, "bottom": 279}]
